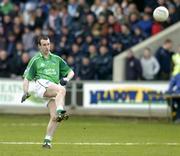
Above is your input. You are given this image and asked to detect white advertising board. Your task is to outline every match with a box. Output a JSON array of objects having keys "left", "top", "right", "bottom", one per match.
[
  {"left": 0, "top": 79, "right": 46, "bottom": 106},
  {"left": 83, "top": 83, "right": 169, "bottom": 108}
]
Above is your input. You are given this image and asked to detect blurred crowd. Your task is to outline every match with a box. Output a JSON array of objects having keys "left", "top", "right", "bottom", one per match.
[
  {"left": 125, "top": 40, "right": 180, "bottom": 81},
  {"left": 0, "top": 0, "right": 179, "bottom": 80}
]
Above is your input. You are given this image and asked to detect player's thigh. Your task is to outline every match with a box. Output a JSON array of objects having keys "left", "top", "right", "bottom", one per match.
[
  {"left": 44, "top": 83, "right": 66, "bottom": 98},
  {"left": 47, "top": 99, "right": 56, "bottom": 119}
]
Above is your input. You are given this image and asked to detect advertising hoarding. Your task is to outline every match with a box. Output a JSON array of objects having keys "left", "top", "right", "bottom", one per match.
[
  {"left": 0, "top": 80, "right": 46, "bottom": 106},
  {"left": 83, "top": 83, "right": 168, "bottom": 108}
]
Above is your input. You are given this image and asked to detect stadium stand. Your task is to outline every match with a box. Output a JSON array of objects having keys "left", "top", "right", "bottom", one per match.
[{"left": 0, "top": 0, "right": 179, "bottom": 80}]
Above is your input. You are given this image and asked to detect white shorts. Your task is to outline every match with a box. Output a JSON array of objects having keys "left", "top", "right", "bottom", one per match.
[
  {"left": 28, "top": 79, "right": 56, "bottom": 106},
  {"left": 35, "top": 79, "right": 52, "bottom": 98}
]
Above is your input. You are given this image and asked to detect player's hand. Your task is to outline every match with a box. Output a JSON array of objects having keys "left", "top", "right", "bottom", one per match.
[
  {"left": 21, "top": 92, "right": 30, "bottom": 103},
  {"left": 60, "top": 78, "right": 69, "bottom": 86}
]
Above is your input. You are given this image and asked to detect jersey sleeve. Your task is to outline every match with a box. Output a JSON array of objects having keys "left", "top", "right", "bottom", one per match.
[
  {"left": 23, "top": 58, "right": 36, "bottom": 80},
  {"left": 59, "top": 58, "right": 72, "bottom": 77}
]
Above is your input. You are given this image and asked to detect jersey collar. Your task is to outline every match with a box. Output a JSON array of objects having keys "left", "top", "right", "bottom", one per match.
[{"left": 39, "top": 51, "right": 52, "bottom": 60}]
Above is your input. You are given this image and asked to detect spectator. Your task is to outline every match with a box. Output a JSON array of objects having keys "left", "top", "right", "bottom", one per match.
[
  {"left": 132, "top": 27, "right": 146, "bottom": 45},
  {"left": 92, "top": 14, "right": 109, "bottom": 37},
  {"left": 172, "top": 45, "right": 180, "bottom": 76},
  {"left": 46, "top": 6, "right": 60, "bottom": 33},
  {"left": 155, "top": 39, "right": 173, "bottom": 80},
  {"left": 167, "top": 4, "right": 179, "bottom": 25},
  {"left": 108, "top": 0, "right": 119, "bottom": 15},
  {"left": 6, "top": 32, "right": 16, "bottom": 57},
  {"left": 124, "top": 3, "right": 139, "bottom": 16},
  {"left": 118, "top": 24, "right": 132, "bottom": 49},
  {"left": 151, "top": 21, "right": 163, "bottom": 36},
  {"left": 13, "top": 16, "right": 24, "bottom": 33},
  {"left": 34, "top": 7, "right": 46, "bottom": 29},
  {"left": 10, "top": 42, "right": 25, "bottom": 75},
  {"left": 22, "top": 1, "right": 36, "bottom": 27},
  {"left": 56, "top": 35, "right": 70, "bottom": 56},
  {"left": 2, "top": 14, "right": 12, "bottom": 39},
  {"left": 173, "top": 0, "right": 180, "bottom": 21},
  {"left": 91, "top": 0, "right": 104, "bottom": 17},
  {"left": 13, "top": 25, "right": 22, "bottom": 42},
  {"left": 96, "top": 46, "right": 112, "bottom": 80},
  {"left": 98, "top": 1, "right": 113, "bottom": 17},
  {"left": 10, "top": 52, "right": 30, "bottom": 76},
  {"left": 59, "top": 5, "right": 72, "bottom": 28},
  {"left": 78, "top": 56, "right": 95, "bottom": 80},
  {"left": 81, "top": 34, "right": 95, "bottom": 54},
  {"left": 88, "top": 44, "right": 99, "bottom": 65},
  {"left": 113, "top": 4, "right": 125, "bottom": 23},
  {"left": 68, "top": 0, "right": 79, "bottom": 18},
  {"left": 18, "top": 53, "right": 30, "bottom": 76},
  {"left": 107, "top": 26, "right": 119, "bottom": 45},
  {"left": 111, "top": 41, "right": 123, "bottom": 57},
  {"left": 84, "top": 13, "right": 96, "bottom": 35},
  {"left": 0, "top": 50, "right": 11, "bottom": 77},
  {"left": 76, "top": 0, "right": 89, "bottom": 18},
  {"left": 70, "top": 43, "right": 83, "bottom": 65},
  {"left": 0, "top": 26, "right": 6, "bottom": 50},
  {"left": 129, "top": 13, "right": 140, "bottom": 31},
  {"left": 140, "top": 48, "right": 160, "bottom": 80},
  {"left": 166, "top": 73, "right": 180, "bottom": 123},
  {"left": 107, "top": 15, "right": 121, "bottom": 33},
  {"left": 67, "top": 55, "right": 78, "bottom": 79},
  {"left": 125, "top": 50, "right": 142, "bottom": 80},
  {"left": 88, "top": 45, "right": 99, "bottom": 79},
  {"left": 22, "top": 26, "right": 35, "bottom": 52},
  {"left": 137, "top": 13, "right": 152, "bottom": 37}
]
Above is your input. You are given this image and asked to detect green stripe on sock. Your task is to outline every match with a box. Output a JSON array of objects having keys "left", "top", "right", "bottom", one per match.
[
  {"left": 56, "top": 109, "right": 66, "bottom": 114},
  {"left": 44, "top": 139, "right": 51, "bottom": 143}
]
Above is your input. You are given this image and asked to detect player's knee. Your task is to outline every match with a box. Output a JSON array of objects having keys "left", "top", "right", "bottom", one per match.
[{"left": 57, "top": 87, "right": 66, "bottom": 96}]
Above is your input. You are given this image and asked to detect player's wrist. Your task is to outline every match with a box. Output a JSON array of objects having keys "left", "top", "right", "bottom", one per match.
[{"left": 64, "top": 77, "right": 70, "bottom": 82}]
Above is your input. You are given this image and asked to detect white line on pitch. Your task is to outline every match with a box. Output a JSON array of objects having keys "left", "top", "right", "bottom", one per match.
[
  {"left": 0, "top": 123, "right": 95, "bottom": 127},
  {"left": 0, "top": 142, "right": 180, "bottom": 146},
  {"left": 1, "top": 123, "right": 47, "bottom": 126}
]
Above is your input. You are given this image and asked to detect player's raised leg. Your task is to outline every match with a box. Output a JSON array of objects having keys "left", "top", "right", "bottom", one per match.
[{"left": 44, "top": 83, "right": 67, "bottom": 121}]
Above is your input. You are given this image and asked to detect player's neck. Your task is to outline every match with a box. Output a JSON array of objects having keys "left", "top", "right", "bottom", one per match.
[{"left": 41, "top": 51, "right": 50, "bottom": 58}]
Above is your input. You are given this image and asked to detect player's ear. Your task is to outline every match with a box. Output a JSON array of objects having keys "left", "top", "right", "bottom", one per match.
[{"left": 38, "top": 43, "right": 41, "bottom": 49}]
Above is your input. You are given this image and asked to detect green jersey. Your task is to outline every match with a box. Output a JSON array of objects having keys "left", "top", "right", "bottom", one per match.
[{"left": 23, "top": 52, "right": 72, "bottom": 84}]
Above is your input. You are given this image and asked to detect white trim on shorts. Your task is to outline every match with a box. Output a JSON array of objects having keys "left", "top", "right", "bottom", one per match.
[{"left": 28, "top": 79, "right": 56, "bottom": 106}]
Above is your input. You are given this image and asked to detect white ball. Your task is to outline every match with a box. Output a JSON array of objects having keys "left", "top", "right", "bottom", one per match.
[{"left": 153, "top": 6, "right": 169, "bottom": 22}]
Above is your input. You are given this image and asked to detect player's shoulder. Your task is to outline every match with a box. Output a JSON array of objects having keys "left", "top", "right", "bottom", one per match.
[
  {"left": 50, "top": 53, "right": 59, "bottom": 58},
  {"left": 31, "top": 53, "right": 41, "bottom": 60},
  {"left": 50, "top": 53, "right": 64, "bottom": 60},
  {"left": 28, "top": 53, "right": 41, "bottom": 64}
]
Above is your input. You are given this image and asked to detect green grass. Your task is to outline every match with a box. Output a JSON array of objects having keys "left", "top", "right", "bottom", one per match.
[{"left": 0, "top": 115, "right": 180, "bottom": 156}]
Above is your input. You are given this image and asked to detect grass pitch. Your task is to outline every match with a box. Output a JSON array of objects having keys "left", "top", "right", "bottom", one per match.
[{"left": 0, "top": 115, "right": 180, "bottom": 156}]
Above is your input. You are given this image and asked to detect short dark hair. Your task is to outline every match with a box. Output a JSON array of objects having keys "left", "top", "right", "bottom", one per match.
[
  {"left": 37, "top": 35, "right": 49, "bottom": 45},
  {"left": 164, "top": 39, "right": 172, "bottom": 44}
]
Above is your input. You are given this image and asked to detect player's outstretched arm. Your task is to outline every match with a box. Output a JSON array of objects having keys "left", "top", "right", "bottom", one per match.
[{"left": 21, "top": 78, "right": 30, "bottom": 103}]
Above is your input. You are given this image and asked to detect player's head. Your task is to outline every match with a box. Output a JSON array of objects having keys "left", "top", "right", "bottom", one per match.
[{"left": 37, "top": 35, "right": 50, "bottom": 55}]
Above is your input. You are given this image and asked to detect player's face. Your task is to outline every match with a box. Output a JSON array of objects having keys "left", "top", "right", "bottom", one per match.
[{"left": 39, "top": 39, "right": 51, "bottom": 55}]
